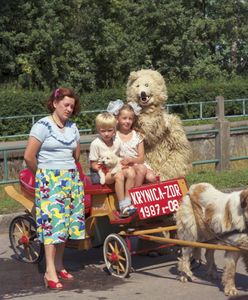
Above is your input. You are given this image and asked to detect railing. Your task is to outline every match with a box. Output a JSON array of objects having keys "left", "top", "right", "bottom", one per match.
[
  {"left": 167, "top": 98, "right": 248, "bottom": 120},
  {"left": 0, "top": 145, "right": 25, "bottom": 184},
  {"left": 0, "top": 140, "right": 92, "bottom": 185},
  {"left": 1, "top": 97, "right": 248, "bottom": 184},
  {"left": 1, "top": 125, "right": 248, "bottom": 185},
  {"left": 1, "top": 98, "right": 248, "bottom": 140}
]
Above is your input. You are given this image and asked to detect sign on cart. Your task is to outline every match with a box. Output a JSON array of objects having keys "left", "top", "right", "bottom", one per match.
[{"left": 129, "top": 178, "right": 188, "bottom": 220}]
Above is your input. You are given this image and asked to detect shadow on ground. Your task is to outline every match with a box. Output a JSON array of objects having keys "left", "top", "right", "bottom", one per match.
[
  {"left": 0, "top": 243, "right": 180, "bottom": 299},
  {"left": 0, "top": 247, "right": 124, "bottom": 299},
  {"left": 2, "top": 243, "right": 247, "bottom": 299},
  {"left": 168, "top": 258, "right": 248, "bottom": 295}
]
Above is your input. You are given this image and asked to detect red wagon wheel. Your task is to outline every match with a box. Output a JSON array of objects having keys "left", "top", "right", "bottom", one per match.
[
  {"left": 103, "top": 233, "right": 132, "bottom": 278},
  {"left": 9, "top": 214, "right": 44, "bottom": 263}
]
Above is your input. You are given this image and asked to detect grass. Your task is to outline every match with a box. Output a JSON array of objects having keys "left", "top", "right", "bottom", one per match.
[
  {"left": 1, "top": 168, "right": 248, "bottom": 215},
  {"left": 183, "top": 115, "right": 248, "bottom": 126},
  {"left": 185, "top": 168, "right": 248, "bottom": 189},
  {"left": 0, "top": 184, "right": 24, "bottom": 215}
]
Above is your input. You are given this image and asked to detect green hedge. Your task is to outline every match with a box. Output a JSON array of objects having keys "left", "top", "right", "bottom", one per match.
[
  {"left": 169, "top": 77, "right": 248, "bottom": 102},
  {"left": 168, "top": 77, "right": 248, "bottom": 119},
  {"left": 0, "top": 86, "right": 126, "bottom": 136},
  {"left": 1, "top": 77, "right": 248, "bottom": 137}
]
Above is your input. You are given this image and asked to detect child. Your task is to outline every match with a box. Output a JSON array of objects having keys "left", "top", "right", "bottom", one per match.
[
  {"left": 89, "top": 112, "right": 136, "bottom": 218},
  {"left": 107, "top": 99, "right": 157, "bottom": 186}
]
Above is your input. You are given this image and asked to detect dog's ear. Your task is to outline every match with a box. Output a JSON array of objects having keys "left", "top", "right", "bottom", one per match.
[{"left": 240, "top": 190, "right": 248, "bottom": 209}]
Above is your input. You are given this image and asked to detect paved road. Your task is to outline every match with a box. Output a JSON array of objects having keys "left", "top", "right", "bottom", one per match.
[{"left": 0, "top": 233, "right": 248, "bottom": 300}]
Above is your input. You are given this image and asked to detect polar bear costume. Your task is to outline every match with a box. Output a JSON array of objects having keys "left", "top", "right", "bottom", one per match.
[{"left": 126, "top": 69, "right": 192, "bottom": 180}]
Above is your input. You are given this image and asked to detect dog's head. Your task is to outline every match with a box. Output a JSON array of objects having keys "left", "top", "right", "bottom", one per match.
[
  {"left": 126, "top": 69, "right": 168, "bottom": 109},
  {"left": 240, "top": 189, "right": 248, "bottom": 223},
  {"left": 99, "top": 151, "right": 119, "bottom": 169}
]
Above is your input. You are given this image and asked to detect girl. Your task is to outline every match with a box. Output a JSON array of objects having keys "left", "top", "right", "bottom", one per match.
[{"left": 107, "top": 99, "right": 157, "bottom": 186}]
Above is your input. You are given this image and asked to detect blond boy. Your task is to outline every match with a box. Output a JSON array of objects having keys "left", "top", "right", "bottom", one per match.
[{"left": 89, "top": 112, "right": 136, "bottom": 218}]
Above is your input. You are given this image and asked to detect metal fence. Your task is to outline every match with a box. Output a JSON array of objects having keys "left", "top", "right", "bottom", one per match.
[
  {"left": 1, "top": 124, "right": 248, "bottom": 185},
  {"left": 166, "top": 98, "right": 248, "bottom": 121},
  {"left": 2, "top": 97, "right": 248, "bottom": 184},
  {"left": 1, "top": 98, "right": 248, "bottom": 140},
  {"left": 0, "top": 140, "right": 92, "bottom": 185}
]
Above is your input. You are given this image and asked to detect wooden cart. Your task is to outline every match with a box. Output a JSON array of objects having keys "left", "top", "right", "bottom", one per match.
[{"left": 4, "top": 163, "right": 241, "bottom": 278}]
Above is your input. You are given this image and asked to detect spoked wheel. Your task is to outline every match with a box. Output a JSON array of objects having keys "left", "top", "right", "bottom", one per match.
[
  {"left": 9, "top": 214, "right": 44, "bottom": 263},
  {"left": 103, "top": 233, "right": 132, "bottom": 278}
]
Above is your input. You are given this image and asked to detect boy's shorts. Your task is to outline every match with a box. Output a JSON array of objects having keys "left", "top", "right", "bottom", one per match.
[{"left": 90, "top": 168, "right": 101, "bottom": 184}]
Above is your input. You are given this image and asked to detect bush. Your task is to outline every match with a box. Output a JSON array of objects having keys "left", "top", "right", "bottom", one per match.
[
  {"left": 0, "top": 88, "right": 48, "bottom": 136},
  {"left": 80, "top": 86, "right": 126, "bottom": 110},
  {"left": 167, "top": 77, "right": 248, "bottom": 118},
  {"left": 0, "top": 89, "right": 47, "bottom": 116},
  {"left": 1, "top": 77, "right": 248, "bottom": 137},
  {"left": 0, "top": 86, "right": 126, "bottom": 136},
  {"left": 168, "top": 77, "right": 248, "bottom": 104}
]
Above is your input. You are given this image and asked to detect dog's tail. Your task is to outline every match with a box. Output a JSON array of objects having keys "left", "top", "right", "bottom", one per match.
[{"left": 176, "top": 193, "right": 198, "bottom": 242}]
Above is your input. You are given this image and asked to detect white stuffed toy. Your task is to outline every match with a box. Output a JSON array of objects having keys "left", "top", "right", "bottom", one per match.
[{"left": 98, "top": 150, "right": 123, "bottom": 185}]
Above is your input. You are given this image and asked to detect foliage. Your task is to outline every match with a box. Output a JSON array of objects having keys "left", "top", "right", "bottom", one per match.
[
  {"left": 1, "top": 1, "right": 248, "bottom": 91},
  {"left": 168, "top": 77, "right": 248, "bottom": 119},
  {"left": 0, "top": 88, "right": 47, "bottom": 136},
  {"left": 0, "top": 85, "right": 126, "bottom": 136},
  {"left": 1, "top": 76, "right": 248, "bottom": 137}
]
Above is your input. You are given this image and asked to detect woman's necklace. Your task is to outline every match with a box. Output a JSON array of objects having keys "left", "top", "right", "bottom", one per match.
[{"left": 51, "top": 114, "right": 65, "bottom": 129}]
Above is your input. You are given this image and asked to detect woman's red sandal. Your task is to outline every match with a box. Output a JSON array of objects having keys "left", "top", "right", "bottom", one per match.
[
  {"left": 58, "top": 270, "right": 74, "bottom": 280},
  {"left": 44, "top": 276, "right": 63, "bottom": 289}
]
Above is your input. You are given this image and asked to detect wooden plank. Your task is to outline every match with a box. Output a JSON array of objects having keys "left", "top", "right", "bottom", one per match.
[
  {"left": 4, "top": 185, "right": 34, "bottom": 212},
  {"left": 141, "top": 235, "right": 241, "bottom": 252},
  {"left": 129, "top": 225, "right": 177, "bottom": 236}
]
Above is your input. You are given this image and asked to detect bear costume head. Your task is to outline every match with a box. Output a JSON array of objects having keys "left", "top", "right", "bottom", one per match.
[{"left": 126, "top": 69, "right": 167, "bottom": 111}]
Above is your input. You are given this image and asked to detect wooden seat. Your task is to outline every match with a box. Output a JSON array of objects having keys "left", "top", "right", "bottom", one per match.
[
  {"left": 19, "top": 168, "right": 35, "bottom": 198},
  {"left": 75, "top": 162, "right": 115, "bottom": 195},
  {"left": 83, "top": 175, "right": 114, "bottom": 195}
]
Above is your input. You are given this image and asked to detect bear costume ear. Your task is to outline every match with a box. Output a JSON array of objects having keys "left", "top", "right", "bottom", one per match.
[{"left": 127, "top": 71, "right": 138, "bottom": 86}]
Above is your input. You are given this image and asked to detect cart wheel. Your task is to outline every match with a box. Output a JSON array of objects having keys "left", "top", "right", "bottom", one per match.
[
  {"left": 103, "top": 233, "right": 131, "bottom": 278},
  {"left": 9, "top": 214, "right": 44, "bottom": 263}
]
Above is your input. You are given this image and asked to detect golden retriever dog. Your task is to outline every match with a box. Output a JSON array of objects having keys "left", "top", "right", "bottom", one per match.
[
  {"left": 98, "top": 150, "right": 122, "bottom": 185},
  {"left": 176, "top": 182, "right": 248, "bottom": 296}
]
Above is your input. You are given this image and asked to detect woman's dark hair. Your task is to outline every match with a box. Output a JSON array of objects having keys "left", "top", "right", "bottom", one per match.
[{"left": 47, "top": 87, "right": 80, "bottom": 116}]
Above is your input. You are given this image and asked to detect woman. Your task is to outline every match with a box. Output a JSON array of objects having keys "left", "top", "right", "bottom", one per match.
[{"left": 24, "top": 87, "right": 85, "bottom": 289}]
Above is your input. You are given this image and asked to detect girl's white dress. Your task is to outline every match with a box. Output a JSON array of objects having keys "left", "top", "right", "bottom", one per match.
[{"left": 116, "top": 130, "right": 153, "bottom": 170}]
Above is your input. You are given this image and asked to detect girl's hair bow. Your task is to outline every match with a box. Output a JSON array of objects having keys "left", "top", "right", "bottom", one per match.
[{"left": 107, "top": 99, "right": 142, "bottom": 116}]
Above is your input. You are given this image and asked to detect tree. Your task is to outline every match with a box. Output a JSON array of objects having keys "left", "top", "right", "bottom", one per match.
[
  {"left": 1, "top": 0, "right": 248, "bottom": 90},
  {"left": 0, "top": 0, "right": 95, "bottom": 92}
]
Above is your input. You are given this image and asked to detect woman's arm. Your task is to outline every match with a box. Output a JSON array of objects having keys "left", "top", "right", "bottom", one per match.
[
  {"left": 73, "top": 142, "right": 81, "bottom": 162},
  {"left": 24, "top": 136, "right": 42, "bottom": 174}
]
